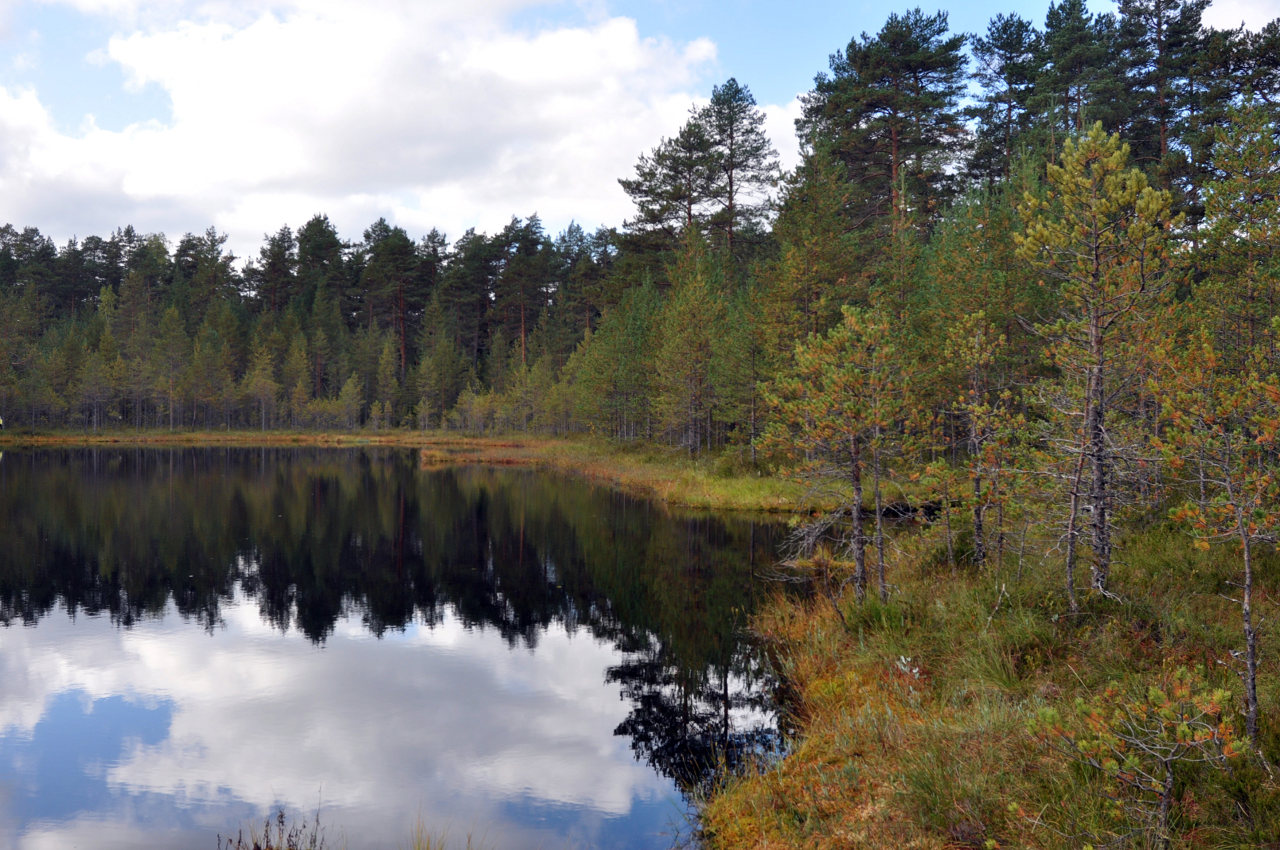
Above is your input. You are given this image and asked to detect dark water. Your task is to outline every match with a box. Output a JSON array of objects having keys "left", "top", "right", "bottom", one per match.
[{"left": 0, "top": 448, "right": 783, "bottom": 850}]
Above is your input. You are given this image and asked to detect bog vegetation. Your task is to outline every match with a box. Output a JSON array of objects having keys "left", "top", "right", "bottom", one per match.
[{"left": 4, "top": 0, "right": 1280, "bottom": 845}]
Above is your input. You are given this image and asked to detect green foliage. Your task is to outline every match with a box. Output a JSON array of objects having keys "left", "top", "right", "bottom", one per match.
[
  {"left": 1194, "top": 99, "right": 1280, "bottom": 366},
  {"left": 619, "top": 77, "right": 777, "bottom": 263},
  {"left": 763, "top": 304, "right": 905, "bottom": 602},
  {"left": 1018, "top": 123, "right": 1177, "bottom": 599},
  {"left": 653, "top": 232, "right": 727, "bottom": 453},
  {"left": 1031, "top": 667, "right": 1244, "bottom": 846},
  {"left": 801, "top": 8, "right": 968, "bottom": 232},
  {"left": 4, "top": 50, "right": 1280, "bottom": 850},
  {"left": 559, "top": 282, "right": 660, "bottom": 440}
]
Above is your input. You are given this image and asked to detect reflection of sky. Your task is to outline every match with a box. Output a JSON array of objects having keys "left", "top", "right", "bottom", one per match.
[{"left": 0, "top": 589, "right": 686, "bottom": 850}]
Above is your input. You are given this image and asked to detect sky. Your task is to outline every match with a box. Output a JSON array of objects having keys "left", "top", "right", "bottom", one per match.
[{"left": 0, "top": 0, "right": 1277, "bottom": 264}]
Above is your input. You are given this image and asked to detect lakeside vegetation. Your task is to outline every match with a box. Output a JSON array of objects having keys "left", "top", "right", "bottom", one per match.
[
  {"left": 702, "top": 525, "right": 1280, "bottom": 848},
  {"left": 4, "top": 0, "right": 1280, "bottom": 846}
]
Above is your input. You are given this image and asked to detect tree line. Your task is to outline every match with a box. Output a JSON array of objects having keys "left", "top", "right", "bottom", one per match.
[{"left": 0, "top": 0, "right": 1275, "bottom": 446}]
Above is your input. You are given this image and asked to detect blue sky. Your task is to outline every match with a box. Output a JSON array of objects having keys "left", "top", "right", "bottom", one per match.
[{"left": 0, "top": 0, "right": 1275, "bottom": 261}]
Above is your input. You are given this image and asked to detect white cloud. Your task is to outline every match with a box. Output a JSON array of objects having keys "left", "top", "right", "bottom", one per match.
[
  {"left": 1203, "top": 0, "right": 1280, "bottom": 30},
  {"left": 763, "top": 94, "right": 804, "bottom": 175},
  {"left": 0, "top": 0, "right": 746, "bottom": 258},
  {"left": 0, "top": 599, "right": 676, "bottom": 849}
]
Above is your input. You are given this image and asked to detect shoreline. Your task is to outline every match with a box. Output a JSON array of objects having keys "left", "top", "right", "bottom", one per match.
[{"left": 0, "top": 430, "right": 807, "bottom": 513}]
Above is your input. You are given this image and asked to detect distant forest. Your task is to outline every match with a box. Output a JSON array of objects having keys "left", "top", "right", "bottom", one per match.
[{"left": 1, "top": 0, "right": 1277, "bottom": 451}]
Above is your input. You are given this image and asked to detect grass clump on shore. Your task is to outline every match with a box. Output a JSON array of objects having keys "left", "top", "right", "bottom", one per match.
[{"left": 218, "top": 810, "right": 330, "bottom": 850}]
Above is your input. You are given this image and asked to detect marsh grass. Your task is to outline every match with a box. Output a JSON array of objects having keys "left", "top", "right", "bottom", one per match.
[
  {"left": 402, "top": 816, "right": 489, "bottom": 850},
  {"left": 217, "top": 810, "right": 333, "bottom": 850},
  {"left": 216, "top": 811, "right": 490, "bottom": 850},
  {"left": 702, "top": 518, "right": 1280, "bottom": 849}
]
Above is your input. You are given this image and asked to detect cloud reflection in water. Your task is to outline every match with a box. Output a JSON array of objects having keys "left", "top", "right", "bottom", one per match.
[{"left": 2, "top": 595, "right": 681, "bottom": 849}]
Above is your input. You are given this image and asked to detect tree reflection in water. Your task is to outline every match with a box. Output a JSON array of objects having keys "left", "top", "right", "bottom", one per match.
[{"left": 0, "top": 447, "right": 786, "bottom": 795}]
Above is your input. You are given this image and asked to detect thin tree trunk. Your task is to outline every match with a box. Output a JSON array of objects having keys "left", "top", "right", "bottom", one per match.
[
  {"left": 1087, "top": 323, "right": 1113, "bottom": 592},
  {"left": 971, "top": 413, "right": 987, "bottom": 569},
  {"left": 1064, "top": 417, "right": 1090, "bottom": 614},
  {"left": 849, "top": 437, "right": 866, "bottom": 603},
  {"left": 942, "top": 475, "right": 956, "bottom": 571},
  {"left": 1157, "top": 758, "right": 1175, "bottom": 849},
  {"left": 873, "top": 433, "right": 888, "bottom": 603},
  {"left": 1234, "top": 493, "right": 1260, "bottom": 745}
]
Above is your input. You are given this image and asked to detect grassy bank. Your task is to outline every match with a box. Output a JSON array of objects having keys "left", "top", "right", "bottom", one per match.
[
  {"left": 0, "top": 430, "right": 807, "bottom": 512},
  {"left": 701, "top": 521, "right": 1280, "bottom": 849}
]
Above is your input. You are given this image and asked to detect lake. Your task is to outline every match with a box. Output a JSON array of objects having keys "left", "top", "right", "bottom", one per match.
[{"left": 0, "top": 448, "right": 784, "bottom": 849}]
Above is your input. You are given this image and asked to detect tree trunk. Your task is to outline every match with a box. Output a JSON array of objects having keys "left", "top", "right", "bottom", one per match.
[
  {"left": 1235, "top": 498, "right": 1260, "bottom": 745},
  {"left": 849, "top": 437, "right": 866, "bottom": 603},
  {"left": 1065, "top": 422, "right": 1089, "bottom": 615},
  {"left": 1087, "top": 313, "right": 1112, "bottom": 592},
  {"left": 970, "top": 412, "right": 987, "bottom": 569}
]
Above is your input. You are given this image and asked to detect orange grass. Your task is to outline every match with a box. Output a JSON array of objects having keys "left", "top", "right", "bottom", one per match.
[{"left": 702, "top": 522, "right": 1280, "bottom": 850}]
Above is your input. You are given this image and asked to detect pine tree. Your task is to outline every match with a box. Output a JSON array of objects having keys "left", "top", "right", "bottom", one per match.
[
  {"left": 1152, "top": 328, "right": 1280, "bottom": 746},
  {"left": 373, "top": 334, "right": 400, "bottom": 428},
  {"left": 187, "top": 315, "right": 236, "bottom": 428},
  {"left": 437, "top": 229, "right": 498, "bottom": 366},
  {"left": 1031, "top": 0, "right": 1121, "bottom": 138},
  {"left": 1018, "top": 124, "right": 1177, "bottom": 598},
  {"left": 252, "top": 225, "right": 299, "bottom": 315},
  {"left": 415, "top": 320, "right": 470, "bottom": 430},
  {"left": 1194, "top": 101, "right": 1280, "bottom": 366},
  {"left": 280, "top": 334, "right": 310, "bottom": 427},
  {"left": 1115, "top": 0, "right": 1209, "bottom": 172},
  {"left": 491, "top": 216, "right": 553, "bottom": 368},
  {"left": 969, "top": 13, "right": 1042, "bottom": 183},
  {"left": 653, "top": 233, "right": 725, "bottom": 453},
  {"left": 358, "top": 217, "right": 423, "bottom": 380},
  {"left": 562, "top": 284, "right": 660, "bottom": 440},
  {"left": 241, "top": 337, "right": 280, "bottom": 430},
  {"left": 800, "top": 8, "right": 967, "bottom": 234},
  {"left": 619, "top": 118, "right": 717, "bottom": 250},
  {"left": 759, "top": 153, "right": 865, "bottom": 368},
  {"left": 700, "top": 78, "right": 779, "bottom": 259},
  {"left": 336, "top": 373, "right": 364, "bottom": 429},
  {"left": 296, "top": 214, "right": 347, "bottom": 318},
  {"left": 762, "top": 306, "right": 905, "bottom": 603},
  {"left": 152, "top": 306, "right": 189, "bottom": 430}
]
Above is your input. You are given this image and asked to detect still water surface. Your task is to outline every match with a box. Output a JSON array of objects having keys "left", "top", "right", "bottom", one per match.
[{"left": 0, "top": 448, "right": 782, "bottom": 849}]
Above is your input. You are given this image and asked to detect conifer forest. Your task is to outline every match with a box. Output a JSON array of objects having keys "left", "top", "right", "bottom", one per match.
[{"left": 1, "top": 0, "right": 1276, "bottom": 450}]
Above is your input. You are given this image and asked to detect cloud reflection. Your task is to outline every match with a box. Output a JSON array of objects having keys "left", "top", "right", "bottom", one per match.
[{"left": 1, "top": 593, "right": 678, "bottom": 849}]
